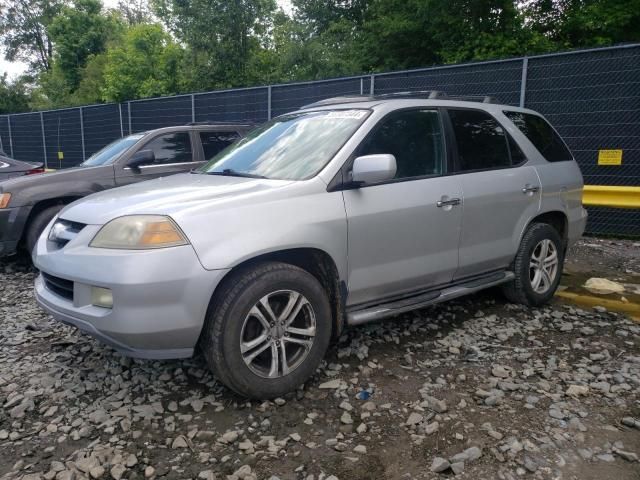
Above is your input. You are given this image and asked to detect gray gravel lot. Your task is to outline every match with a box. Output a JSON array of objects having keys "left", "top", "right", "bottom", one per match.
[{"left": 1, "top": 239, "right": 639, "bottom": 480}]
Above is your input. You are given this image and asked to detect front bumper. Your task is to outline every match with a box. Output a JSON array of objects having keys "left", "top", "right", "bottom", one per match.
[
  {"left": 0, "top": 206, "right": 31, "bottom": 256},
  {"left": 33, "top": 224, "right": 228, "bottom": 359}
]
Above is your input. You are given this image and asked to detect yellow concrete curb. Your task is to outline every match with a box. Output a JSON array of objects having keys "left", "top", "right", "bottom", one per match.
[{"left": 555, "top": 290, "right": 640, "bottom": 321}]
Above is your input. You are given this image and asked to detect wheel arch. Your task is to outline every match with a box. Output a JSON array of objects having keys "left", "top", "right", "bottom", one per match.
[
  {"left": 20, "top": 196, "right": 83, "bottom": 247},
  {"left": 207, "top": 247, "right": 347, "bottom": 340}
]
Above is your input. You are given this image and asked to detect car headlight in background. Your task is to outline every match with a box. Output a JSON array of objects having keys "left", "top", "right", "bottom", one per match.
[
  {"left": 0, "top": 193, "right": 11, "bottom": 209},
  {"left": 90, "top": 215, "right": 189, "bottom": 249}
]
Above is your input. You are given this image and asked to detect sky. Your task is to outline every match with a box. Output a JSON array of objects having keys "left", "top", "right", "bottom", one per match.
[{"left": 0, "top": 0, "right": 293, "bottom": 80}]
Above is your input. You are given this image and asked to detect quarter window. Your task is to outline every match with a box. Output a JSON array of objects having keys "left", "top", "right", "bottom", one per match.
[
  {"left": 200, "top": 131, "right": 241, "bottom": 159},
  {"left": 141, "top": 132, "right": 192, "bottom": 164},
  {"left": 504, "top": 111, "right": 573, "bottom": 162},
  {"left": 357, "top": 109, "right": 445, "bottom": 180},
  {"left": 449, "top": 109, "right": 511, "bottom": 171}
]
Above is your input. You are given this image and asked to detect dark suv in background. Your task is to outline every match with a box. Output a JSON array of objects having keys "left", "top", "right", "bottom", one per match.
[{"left": 0, "top": 122, "right": 251, "bottom": 256}]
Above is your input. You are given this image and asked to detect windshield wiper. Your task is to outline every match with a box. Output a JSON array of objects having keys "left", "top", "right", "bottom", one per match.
[{"left": 207, "top": 168, "right": 267, "bottom": 179}]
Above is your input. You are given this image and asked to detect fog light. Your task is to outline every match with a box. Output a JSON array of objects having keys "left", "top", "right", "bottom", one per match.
[{"left": 91, "top": 286, "right": 113, "bottom": 308}]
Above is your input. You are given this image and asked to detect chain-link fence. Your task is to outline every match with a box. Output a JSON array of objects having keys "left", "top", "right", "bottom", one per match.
[{"left": 0, "top": 44, "right": 638, "bottom": 236}]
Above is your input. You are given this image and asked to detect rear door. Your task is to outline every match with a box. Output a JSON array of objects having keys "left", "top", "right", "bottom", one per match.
[
  {"left": 446, "top": 108, "right": 541, "bottom": 279},
  {"left": 342, "top": 108, "right": 463, "bottom": 306},
  {"left": 116, "top": 131, "right": 195, "bottom": 186}
]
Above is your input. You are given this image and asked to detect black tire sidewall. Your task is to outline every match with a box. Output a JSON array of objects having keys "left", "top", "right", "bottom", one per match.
[
  {"left": 217, "top": 266, "right": 332, "bottom": 398},
  {"left": 518, "top": 224, "right": 564, "bottom": 306},
  {"left": 26, "top": 205, "right": 63, "bottom": 254}
]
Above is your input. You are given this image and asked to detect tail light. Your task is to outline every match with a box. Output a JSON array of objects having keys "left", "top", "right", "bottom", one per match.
[{"left": 26, "top": 167, "right": 45, "bottom": 175}]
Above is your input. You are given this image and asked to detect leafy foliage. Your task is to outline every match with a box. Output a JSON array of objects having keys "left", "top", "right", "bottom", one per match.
[{"left": 0, "top": 0, "right": 638, "bottom": 112}]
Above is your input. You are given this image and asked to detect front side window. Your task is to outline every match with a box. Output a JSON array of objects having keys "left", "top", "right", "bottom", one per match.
[
  {"left": 505, "top": 111, "right": 573, "bottom": 162},
  {"left": 141, "top": 132, "right": 192, "bottom": 164},
  {"left": 357, "top": 109, "right": 445, "bottom": 180},
  {"left": 200, "top": 131, "right": 241, "bottom": 159},
  {"left": 200, "top": 109, "right": 370, "bottom": 180},
  {"left": 81, "top": 134, "right": 144, "bottom": 167},
  {"left": 449, "top": 109, "right": 511, "bottom": 171}
]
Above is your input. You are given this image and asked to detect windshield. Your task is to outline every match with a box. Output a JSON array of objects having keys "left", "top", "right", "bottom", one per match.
[
  {"left": 199, "top": 109, "right": 370, "bottom": 180},
  {"left": 81, "top": 134, "right": 145, "bottom": 167}
]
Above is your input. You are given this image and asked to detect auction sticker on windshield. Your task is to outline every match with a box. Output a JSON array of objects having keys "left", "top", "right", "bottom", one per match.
[{"left": 324, "top": 110, "right": 369, "bottom": 119}]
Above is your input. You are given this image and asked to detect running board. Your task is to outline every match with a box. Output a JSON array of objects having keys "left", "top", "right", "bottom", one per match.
[{"left": 346, "top": 271, "right": 515, "bottom": 326}]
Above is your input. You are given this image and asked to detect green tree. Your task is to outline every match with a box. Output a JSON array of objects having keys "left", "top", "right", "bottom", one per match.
[
  {"left": 48, "top": 0, "right": 122, "bottom": 90},
  {"left": 0, "top": 0, "right": 63, "bottom": 72},
  {"left": 151, "top": 0, "right": 277, "bottom": 90},
  {"left": 101, "top": 23, "right": 184, "bottom": 101},
  {"left": 0, "top": 73, "right": 30, "bottom": 114}
]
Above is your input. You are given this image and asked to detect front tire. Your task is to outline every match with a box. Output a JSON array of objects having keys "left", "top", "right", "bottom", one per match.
[
  {"left": 200, "top": 262, "right": 332, "bottom": 399},
  {"left": 502, "top": 223, "right": 564, "bottom": 306},
  {"left": 25, "top": 205, "right": 64, "bottom": 255}
]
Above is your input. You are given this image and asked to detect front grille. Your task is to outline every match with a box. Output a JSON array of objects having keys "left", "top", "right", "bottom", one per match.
[
  {"left": 42, "top": 272, "right": 74, "bottom": 301},
  {"left": 49, "top": 219, "right": 86, "bottom": 249}
]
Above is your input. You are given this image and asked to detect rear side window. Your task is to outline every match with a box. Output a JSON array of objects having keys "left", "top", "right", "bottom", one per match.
[
  {"left": 504, "top": 111, "right": 573, "bottom": 162},
  {"left": 358, "top": 109, "right": 445, "bottom": 180},
  {"left": 448, "top": 109, "right": 511, "bottom": 171},
  {"left": 200, "top": 131, "right": 241, "bottom": 159}
]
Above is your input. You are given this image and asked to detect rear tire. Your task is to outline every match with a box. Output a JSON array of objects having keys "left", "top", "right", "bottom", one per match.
[
  {"left": 200, "top": 261, "right": 332, "bottom": 399},
  {"left": 502, "top": 223, "right": 564, "bottom": 307},
  {"left": 25, "top": 205, "right": 64, "bottom": 255}
]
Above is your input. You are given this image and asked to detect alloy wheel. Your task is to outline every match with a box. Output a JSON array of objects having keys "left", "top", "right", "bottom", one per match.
[
  {"left": 240, "top": 289, "right": 316, "bottom": 378},
  {"left": 529, "top": 239, "right": 559, "bottom": 294}
]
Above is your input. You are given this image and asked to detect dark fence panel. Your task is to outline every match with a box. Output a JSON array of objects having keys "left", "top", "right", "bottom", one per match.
[
  {"left": 43, "top": 109, "right": 83, "bottom": 169},
  {"left": 9, "top": 113, "right": 44, "bottom": 164},
  {"left": 374, "top": 59, "right": 524, "bottom": 105},
  {"left": 271, "top": 77, "right": 364, "bottom": 117},
  {"left": 129, "top": 95, "right": 193, "bottom": 132},
  {"left": 1, "top": 45, "right": 638, "bottom": 235},
  {"left": 195, "top": 87, "right": 269, "bottom": 123},
  {"left": 525, "top": 46, "right": 640, "bottom": 236},
  {"left": 0, "top": 116, "right": 10, "bottom": 156},
  {"left": 83, "top": 104, "right": 123, "bottom": 158}
]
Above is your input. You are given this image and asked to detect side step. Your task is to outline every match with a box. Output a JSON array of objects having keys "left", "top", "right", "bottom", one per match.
[{"left": 346, "top": 271, "right": 515, "bottom": 326}]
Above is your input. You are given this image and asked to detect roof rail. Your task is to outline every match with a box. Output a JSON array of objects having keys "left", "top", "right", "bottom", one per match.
[
  {"left": 301, "top": 90, "right": 500, "bottom": 109},
  {"left": 185, "top": 120, "right": 254, "bottom": 126}
]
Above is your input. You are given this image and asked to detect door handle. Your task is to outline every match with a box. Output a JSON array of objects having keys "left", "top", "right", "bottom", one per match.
[
  {"left": 437, "top": 198, "right": 461, "bottom": 208},
  {"left": 522, "top": 185, "right": 540, "bottom": 194}
]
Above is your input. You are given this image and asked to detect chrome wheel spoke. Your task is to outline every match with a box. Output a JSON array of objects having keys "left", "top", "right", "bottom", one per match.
[
  {"left": 240, "top": 289, "right": 316, "bottom": 379},
  {"left": 286, "top": 325, "right": 316, "bottom": 338},
  {"left": 529, "top": 239, "right": 559, "bottom": 294}
]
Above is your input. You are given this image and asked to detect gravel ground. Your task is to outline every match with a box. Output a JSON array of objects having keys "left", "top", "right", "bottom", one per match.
[{"left": 1, "top": 239, "right": 639, "bottom": 480}]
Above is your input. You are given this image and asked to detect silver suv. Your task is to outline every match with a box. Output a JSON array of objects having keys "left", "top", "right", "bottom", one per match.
[{"left": 33, "top": 93, "right": 587, "bottom": 398}]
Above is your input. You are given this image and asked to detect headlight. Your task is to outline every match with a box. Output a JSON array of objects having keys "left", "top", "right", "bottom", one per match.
[
  {"left": 0, "top": 193, "right": 11, "bottom": 209},
  {"left": 90, "top": 215, "right": 189, "bottom": 249}
]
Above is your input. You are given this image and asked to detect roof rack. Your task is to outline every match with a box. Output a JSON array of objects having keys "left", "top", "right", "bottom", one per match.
[
  {"left": 301, "top": 90, "right": 500, "bottom": 109},
  {"left": 185, "top": 120, "right": 254, "bottom": 126}
]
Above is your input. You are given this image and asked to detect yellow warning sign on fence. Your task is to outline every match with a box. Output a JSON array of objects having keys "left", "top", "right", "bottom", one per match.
[
  {"left": 57, "top": 151, "right": 64, "bottom": 160},
  {"left": 598, "top": 149, "right": 622, "bottom": 166}
]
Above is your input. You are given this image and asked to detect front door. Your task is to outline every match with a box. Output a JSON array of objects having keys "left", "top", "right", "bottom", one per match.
[
  {"left": 116, "top": 131, "right": 195, "bottom": 186},
  {"left": 342, "top": 108, "right": 463, "bottom": 306}
]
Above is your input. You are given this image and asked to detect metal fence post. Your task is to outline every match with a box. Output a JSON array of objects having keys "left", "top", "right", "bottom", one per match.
[
  {"left": 520, "top": 57, "right": 529, "bottom": 108},
  {"left": 40, "top": 112, "right": 47, "bottom": 168},
  {"left": 127, "top": 101, "right": 132, "bottom": 134},
  {"left": 267, "top": 86, "right": 272, "bottom": 120},
  {"left": 118, "top": 103, "right": 124, "bottom": 137},
  {"left": 191, "top": 94, "right": 195, "bottom": 123},
  {"left": 370, "top": 74, "right": 375, "bottom": 95},
  {"left": 360, "top": 78, "right": 364, "bottom": 95},
  {"left": 7, "top": 116, "right": 13, "bottom": 157},
  {"left": 79, "top": 107, "right": 86, "bottom": 161}
]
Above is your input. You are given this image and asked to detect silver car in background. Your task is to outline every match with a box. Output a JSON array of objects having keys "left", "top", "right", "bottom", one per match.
[{"left": 33, "top": 93, "right": 587, "bottom": 399}]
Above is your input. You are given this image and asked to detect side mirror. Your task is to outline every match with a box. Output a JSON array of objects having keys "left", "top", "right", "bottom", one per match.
[
  {"left": 127, "top": 150, "right": 155, "bottom": 171},
  {"left": 351, "top": 154, "right": 397, "bottom": 185}
]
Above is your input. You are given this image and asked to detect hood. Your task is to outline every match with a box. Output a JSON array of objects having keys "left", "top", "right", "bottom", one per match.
[
  {"left": 0, "top": 164, "right": 110, "bottom": 193},
  {"left": 59, "top": 172, "right": 295, "bottom": 225}
]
